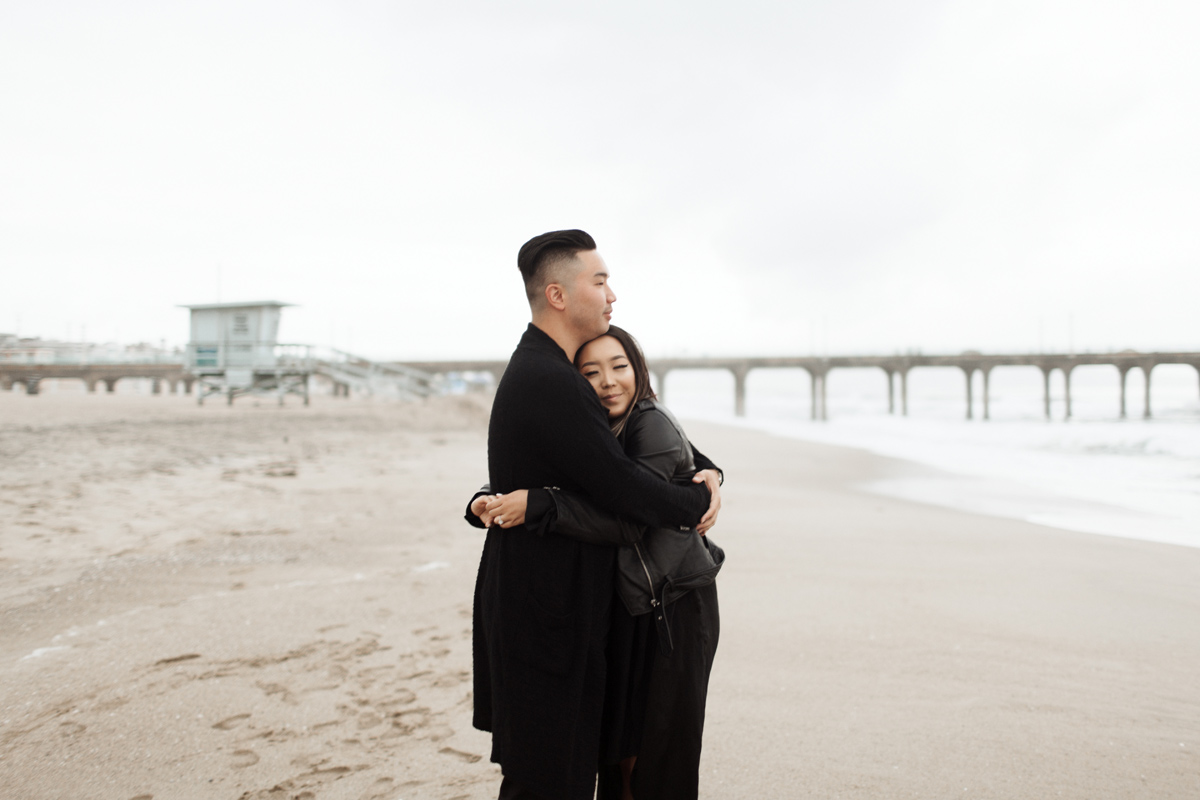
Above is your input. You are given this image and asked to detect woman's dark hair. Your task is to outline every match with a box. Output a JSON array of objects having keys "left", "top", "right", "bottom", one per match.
[
  {"left": 517, "top": 229, "right": 597, "bottom": 305},
  {"left": 574, "top": 324, "right": 657, "bottom": 436}
]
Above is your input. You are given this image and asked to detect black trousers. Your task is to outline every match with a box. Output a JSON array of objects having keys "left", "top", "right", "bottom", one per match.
[
  {"left": 597, "top": 582, "right": 720, "bottom": 800},
  {"left": 499, "top": 775, "right": 552, "bottom": 800}
]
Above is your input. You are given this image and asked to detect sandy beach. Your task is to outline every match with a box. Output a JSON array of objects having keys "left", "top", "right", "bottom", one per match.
[{"left": 1, "top": 392, "right": 1197, "bottom": 799}]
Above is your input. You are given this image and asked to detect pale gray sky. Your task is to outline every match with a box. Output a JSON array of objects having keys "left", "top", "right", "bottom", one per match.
[{"left": 3, "top": 0, "right": 1197, "bottom": 359}]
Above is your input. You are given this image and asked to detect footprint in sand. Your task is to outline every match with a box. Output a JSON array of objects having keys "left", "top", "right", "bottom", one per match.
[
  {"left": 231, "top": 749, "right": 260, "bottom": 768},
  {"left": 257, "top": 682, "right": 297, "bottom": 705},
  {"left": 438, "top": 746, "right": 482, "bottom": 763},
  {"left": 432, "top": 670, "right": 470, "bottom": 688},
  {"left": 356, "top": 713, "right": 384, "bottom": 730},
  {"left": 60, "top": 721, "right": 86, "bottom": 736},
  {"left": 378, "top": 687, "right": 417, "bottom": 708},
  {"left": 358, "top": 778, "right": 403, "bottom": 800},
  {"left": 212, "top": 713, "right": 251, "bottom": 730},
  {"left": 386, "top": 706, "right": 431, "bottom": 734}
]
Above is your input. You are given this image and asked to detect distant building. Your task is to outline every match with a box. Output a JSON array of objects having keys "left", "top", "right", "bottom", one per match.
[{"left": 0, "top": 335, "right": 178, "bottom": 365}]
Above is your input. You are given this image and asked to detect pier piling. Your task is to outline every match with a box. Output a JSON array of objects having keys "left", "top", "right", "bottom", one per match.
[
  {"left": 1143, "top": 365, "right": 1153, "bottom": 419},
  {"left": 1119, "top": 368, "right": 1129, "bottom": 418},
  {"left": 732, "top": 366, "right": 748, "bottom": 417},
  {"left": 1042, "top": 368, "right": 1052, "bottom": 420},
  {"left": 1064, "top": 367, "right": 1074, "bottom": 420},
  {"left": 964, "top": 367, "right": 974, "bottom": 420},
  {"left": 982, "top": 368, "right": 991, "bottom": 420}
]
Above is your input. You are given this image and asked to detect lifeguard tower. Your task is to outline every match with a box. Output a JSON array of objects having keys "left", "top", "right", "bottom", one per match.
[{"left": 182, "top": 301, "right": 312, "bottom": 405}]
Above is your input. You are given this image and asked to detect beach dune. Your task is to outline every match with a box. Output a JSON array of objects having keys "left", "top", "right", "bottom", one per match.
[{"left": 0, "top": 394, "right": 1196, "bottom": 799}]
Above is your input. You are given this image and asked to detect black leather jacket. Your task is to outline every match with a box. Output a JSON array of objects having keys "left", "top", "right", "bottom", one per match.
[{"left": 466, "top": 399, "right": 725, "bottom": 652}]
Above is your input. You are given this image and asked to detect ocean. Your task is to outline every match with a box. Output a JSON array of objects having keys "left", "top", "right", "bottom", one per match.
[{"left": 663, "top": 362, "right": 1200, "bottom": 549}]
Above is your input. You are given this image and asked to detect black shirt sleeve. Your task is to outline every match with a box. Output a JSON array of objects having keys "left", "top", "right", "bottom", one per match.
[
  {"left": 690, "top": 443, "right": 723, "bottom": 485},
  {"left": 531, "top": 488, "right": 644, "bottom": 545},
  {"left": 463, "top": 483, "right": 491, "bottom": 528}
]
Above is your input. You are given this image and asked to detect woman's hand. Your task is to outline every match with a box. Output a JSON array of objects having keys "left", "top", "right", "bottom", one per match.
[
  {"left": 693, "top": 469, "right": 721, "bottom": 535},
  {"left": 482, "top": 490, "right": 529, "bottom": 529},
  {"left": 470, "top": 493, "right": 495, "bottom": 521}
]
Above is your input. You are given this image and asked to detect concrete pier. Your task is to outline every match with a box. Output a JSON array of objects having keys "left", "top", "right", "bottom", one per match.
[
  {"left": 396, "top": 350, "right": 1200, "bottom": 422},
  {"left": 0, "top": 364, "right": 190, "bottom": 395}
]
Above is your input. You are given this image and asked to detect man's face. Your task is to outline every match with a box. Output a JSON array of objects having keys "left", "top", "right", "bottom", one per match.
[{"left": 562, "top": 250, "right": 616, "bottom": 341}]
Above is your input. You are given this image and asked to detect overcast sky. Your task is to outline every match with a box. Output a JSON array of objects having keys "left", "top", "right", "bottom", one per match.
[{"left": 3, "top": 0, "right": 1197, "bottom": 360}]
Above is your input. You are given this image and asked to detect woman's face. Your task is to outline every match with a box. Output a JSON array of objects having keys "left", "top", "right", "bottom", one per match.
[{"left": 577, "top": 335, "right": 636, "bottom": 418}]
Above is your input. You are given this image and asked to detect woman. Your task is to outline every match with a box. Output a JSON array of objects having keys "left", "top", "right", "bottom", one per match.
[{"left": 468, "top": 326, "right": 724, "bottom": 800}]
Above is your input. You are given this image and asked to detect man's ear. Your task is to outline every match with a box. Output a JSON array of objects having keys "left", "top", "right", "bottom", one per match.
[{"left": 544, "top": 282, "right": 567, "bottom": 311}]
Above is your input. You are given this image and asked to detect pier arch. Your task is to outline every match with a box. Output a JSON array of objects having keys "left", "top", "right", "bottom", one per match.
[
  {"left": 819, "top": 367, "right": 896, "bottom": 419},
  {"left": 657, "top": 368, "right": 735, "bottom": 417},
  {"left": 1065, "top": 364, "right": 1126, "bottom": 419},
  {"left": 743, "top": 368, "right": 814, "bottom": 419},
  {"left": 981, "top": 366, "right": 1047, "bottom": 420},
  {"left": 1138, "top": 363, "right": 1200, "bottom": 419},
  {"left": 897, "top": 366, "right": 973, "bottom": 420}
]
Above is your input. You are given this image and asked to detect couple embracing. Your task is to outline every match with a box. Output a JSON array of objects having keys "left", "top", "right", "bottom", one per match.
[{"left": 465, "top": 230, "right": 726, "bottom": 800}]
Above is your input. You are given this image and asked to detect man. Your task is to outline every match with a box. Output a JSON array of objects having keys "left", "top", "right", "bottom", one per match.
[{"left": 470, "top": 230, "right": 720, "bottom": 799}]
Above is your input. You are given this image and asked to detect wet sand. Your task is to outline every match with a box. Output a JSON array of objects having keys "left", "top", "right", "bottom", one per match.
[{"left": 1, "top": 393, "right": 1197, "bottom": 799}]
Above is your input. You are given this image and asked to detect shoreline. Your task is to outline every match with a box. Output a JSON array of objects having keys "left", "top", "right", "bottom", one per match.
[
  {"left": 682, "top": 418, "right": 1200, "bottom": 799},
  {"left": 677, "top": 411, "right": 1200, "bottom": 551}
]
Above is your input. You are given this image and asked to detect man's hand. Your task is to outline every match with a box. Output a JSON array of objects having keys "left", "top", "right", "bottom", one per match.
[
  {"left": 693, "top": 469, "right": 721, "bottom": 535},
  {"left": 482, "top": 490, "right": 529, "bottom": 529}
]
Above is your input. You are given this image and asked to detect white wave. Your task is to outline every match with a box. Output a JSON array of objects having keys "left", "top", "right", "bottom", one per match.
[{"left": 665, "top": 364, "right": 1200, "bottom": 548}]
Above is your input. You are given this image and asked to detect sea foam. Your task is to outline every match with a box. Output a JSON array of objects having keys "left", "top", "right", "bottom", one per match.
[{"left": 664, "top": 362, "right": 1200, "bottom": 548}]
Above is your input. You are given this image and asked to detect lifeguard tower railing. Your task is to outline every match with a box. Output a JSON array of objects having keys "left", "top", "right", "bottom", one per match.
[
  {"left": 312, "top": 348, "right": 437, "bottom": 399},
  {"left": 186, "top": 342, "right": 315, "bottom": 373},
  {"left": 185, "top": 342, "right": 314, "bottom": 404}
]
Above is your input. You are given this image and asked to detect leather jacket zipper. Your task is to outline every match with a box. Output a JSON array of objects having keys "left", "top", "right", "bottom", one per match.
[{"left": 632, "top": 541, "right": 658, "bottom": 607}]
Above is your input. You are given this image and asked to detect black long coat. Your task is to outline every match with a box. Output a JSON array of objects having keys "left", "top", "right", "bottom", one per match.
[{"left": 472, "top": 324, "right": 711, "bottom": 800}]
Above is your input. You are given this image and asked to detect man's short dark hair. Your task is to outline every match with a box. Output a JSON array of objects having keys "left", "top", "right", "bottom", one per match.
[{"left": 517, "top": 229, "right": 597, "bottom": 305}]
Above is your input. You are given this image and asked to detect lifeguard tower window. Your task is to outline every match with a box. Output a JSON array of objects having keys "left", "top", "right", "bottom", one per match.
[{"left": 233, "top": 314, "right": 249, "bottom": 335}]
